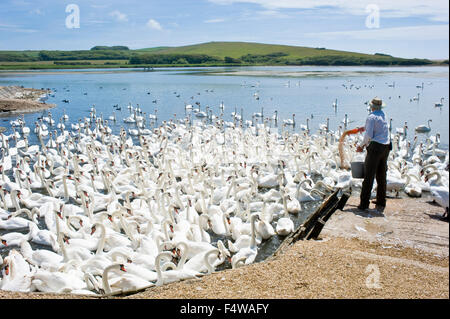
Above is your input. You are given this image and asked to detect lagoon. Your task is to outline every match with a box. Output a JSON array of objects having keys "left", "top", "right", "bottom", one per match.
[{"left": 1, "top": 65, "right": 448, "bottom": 148}]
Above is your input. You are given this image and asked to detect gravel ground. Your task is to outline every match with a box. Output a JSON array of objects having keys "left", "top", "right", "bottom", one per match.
[
  {"left": 1, "top": 196, "right": 448, "bottom": 299},
  {"left": 0, "top": 85, "right": 55, "bottom": 115}
]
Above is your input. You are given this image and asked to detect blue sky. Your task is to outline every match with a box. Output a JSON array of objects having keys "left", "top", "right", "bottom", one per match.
[{"left": 0, "top": 0, "right": 448, "bottom": 59}]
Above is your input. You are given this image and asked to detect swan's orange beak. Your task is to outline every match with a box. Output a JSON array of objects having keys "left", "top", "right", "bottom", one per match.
[
  {"left": 1, "top": 239, "right": 7, "bottom": 246},
  {"left": 5, "top": 265, "right": 9, "bottom": 276},
  {"left": 90, "top": 226, "right": 96, "bottom": 235},
  {"left": 120, "top": 264, "right": 127, "bottom": 272}
]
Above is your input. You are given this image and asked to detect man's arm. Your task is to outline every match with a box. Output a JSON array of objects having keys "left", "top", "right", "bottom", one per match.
[{"left": 356, "top": 117, "right": 373, "bottom": 152}]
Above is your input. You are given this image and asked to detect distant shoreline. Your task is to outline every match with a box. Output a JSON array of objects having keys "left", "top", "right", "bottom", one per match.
[
  {"left": 0, "top": 62, "right": 447, "bottom": 72},
  {"left": 0, "top": 64, "right": 448, "bottom": 77}
]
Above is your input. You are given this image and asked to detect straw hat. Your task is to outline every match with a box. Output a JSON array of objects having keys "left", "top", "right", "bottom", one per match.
[{"left": 369, "top": 97, "right": 386, "bottom": 108}]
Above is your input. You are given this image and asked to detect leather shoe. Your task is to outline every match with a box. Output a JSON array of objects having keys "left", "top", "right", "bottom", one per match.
[
  {"left": 375, "top": 205, "right": 385, "bottom": 212},
  {"left": 357, "top": 205, "right": 369, "bottom": 211}
]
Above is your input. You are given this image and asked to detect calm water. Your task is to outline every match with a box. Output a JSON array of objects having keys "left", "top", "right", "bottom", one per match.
[{"left": 0, "top": 65, "right": 449, "bottom": 148}]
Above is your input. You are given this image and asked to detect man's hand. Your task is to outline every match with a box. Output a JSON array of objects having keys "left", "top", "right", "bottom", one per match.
[{"left": 356, "top": 145, "right": 364, "bottom": 153}]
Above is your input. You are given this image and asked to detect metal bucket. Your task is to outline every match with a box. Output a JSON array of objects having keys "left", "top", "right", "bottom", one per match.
[{"left": 350, "top": 161, "right": 365, "bottom": 178}]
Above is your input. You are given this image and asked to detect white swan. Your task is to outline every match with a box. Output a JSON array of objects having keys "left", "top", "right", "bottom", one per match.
[
  {"left": 175, "top": 242, "right": 222, "bottom": 275},
  {"left": 254, "top": 203, "right": 275, "bottom": 240},
  {"left": 415, "top": 120, "right": 432, "bottom": 133},
  {"left": 229, "top": 213, "right": 259, "bottom": 265},
  {"left": 155, "top": 251, "right": 197, "bottom": 286},
  {"left": 404, "top": 174, "right": 422, "bottom": 198},
  {"left": 434, "top": 97, "right": 444, "bottom": 107},
  {"left": 0, "top": 208, "right": 37, "bottom": 230},
  {"left": 0, "top": 249, "right": 35, "bottom": 292},
  {"left": 31, "top": 267, "right": 87, "bottom": 293},
  {"left": 101, "top": 263, "right": 152, "bottom": 295},
  {"left": 430, "top": 186, "right": 449, "bottom": 213},
  {"left": 283, "top": 114, "right": 295, "bottom": 126},
  {"left": 0, "top": 225, "right": 34, "bottom": 248}
]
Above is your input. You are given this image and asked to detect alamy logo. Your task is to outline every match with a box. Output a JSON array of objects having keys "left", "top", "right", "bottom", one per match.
[
  {"left": 365, "top": 264, "right": 382, "bottom": 289},
  {"left": 365, "top": 4, "right": 380, "bottom": 29},
  {"left": 65, "top": 4, "right": 80, "bottom": 29}
]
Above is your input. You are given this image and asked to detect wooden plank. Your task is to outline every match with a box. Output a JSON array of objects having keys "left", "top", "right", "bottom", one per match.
[
  {"left": 306, "top": 200, "right": 339, "bottom": 240},
  {"left": 269, "top": 190, "right": 339, "bottom": 259}
]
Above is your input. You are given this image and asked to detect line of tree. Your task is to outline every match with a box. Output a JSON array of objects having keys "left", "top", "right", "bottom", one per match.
[
  {"left": 0, "top": 49, "right": 435, "bottom": 66},
  {"left": 38, "top": 50, "right": 131, "bottom": 61},
  {"left": 240, "top": 52, "right": 289, "bottom": 64},
  {"left": 285, "top": 55, "right": 433, "bottom": 66},
  {"left": 0, "top": 52, "right": 39, "bottom": 62},
  {"left": 90, "top": 46, "right": 130, "bottom": 51},
  {"left": 53, "top": 61, "right": 92, "bottom": 65},
  {"left": 129, "top": 53, "right": 222, "bottom": 64}
]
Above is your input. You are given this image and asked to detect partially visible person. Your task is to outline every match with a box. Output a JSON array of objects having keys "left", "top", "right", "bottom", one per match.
[{"left": 356, "top": 97, "right": 391, "bottom": 212}]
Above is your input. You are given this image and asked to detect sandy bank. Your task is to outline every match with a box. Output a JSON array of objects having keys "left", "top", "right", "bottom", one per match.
[{"left": 0, "top": 86, "right": 55, "bottom": 116}]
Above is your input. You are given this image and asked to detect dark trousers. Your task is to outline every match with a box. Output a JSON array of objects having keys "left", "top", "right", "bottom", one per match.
[{"left": 360, "top": 141, "right": 390, "bottom": 208}]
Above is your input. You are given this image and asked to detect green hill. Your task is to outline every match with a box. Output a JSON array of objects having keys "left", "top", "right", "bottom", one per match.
[
  {"left": 145, "top": 41, "right": 373, "bottom": 59},
  {"left": 132, "top": 41, "right": 433, "bottom": 66},
  {"left": 0, "top": 41, "right": 438, "bottom": 69},
  {"left": 135, "top": 46, "right": 172, "bottom": 53}
]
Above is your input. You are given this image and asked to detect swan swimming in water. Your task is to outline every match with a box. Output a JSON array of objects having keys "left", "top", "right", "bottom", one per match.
[{"left": 415, "top": 119, "right": 432, "bottom": 133}]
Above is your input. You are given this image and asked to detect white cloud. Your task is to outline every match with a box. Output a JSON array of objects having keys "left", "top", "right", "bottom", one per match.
[
  {"left": 207, "top": 0, "right": 449, "bottom": 22},
  {"left": 0, "top": 22, "right": 19, "bottom": 28},
  {"left": 91, "top": 4, "right": 109, "bottom": 9},
  {"left": 204, "top": 18, "right": 226, "bottom": 23},
  {"left": 29, "top": 8, "right": 44, "bottom": 15},
  {"left": 110, "top": 10, "right": 128, "bottom": 22},
  {"left": 304, "top": 24, "right": 449, "bottom": 41},
  {"left": 0, "top": 22, "right": 37, "bottom": 33},
  {"left": 257, "top": 10, "right": 287, "bottom": 17},
  {"left": 147, "top": 19, "right": 163, "bottom": 30}
]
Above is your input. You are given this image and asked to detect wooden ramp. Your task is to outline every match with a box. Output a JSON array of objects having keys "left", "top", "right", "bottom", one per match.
[{"left": 269, "top": 189, "right": 349, "bottom": 260}]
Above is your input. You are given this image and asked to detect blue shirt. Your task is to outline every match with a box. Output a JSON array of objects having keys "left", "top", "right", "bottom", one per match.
[{"left": 362, "top": 110, "right": 389, "bottom": 146}]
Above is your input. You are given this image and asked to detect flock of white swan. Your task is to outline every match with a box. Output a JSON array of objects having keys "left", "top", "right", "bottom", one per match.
[{"left": 0, "top": 102, "right": 448, "bottom": 296}]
